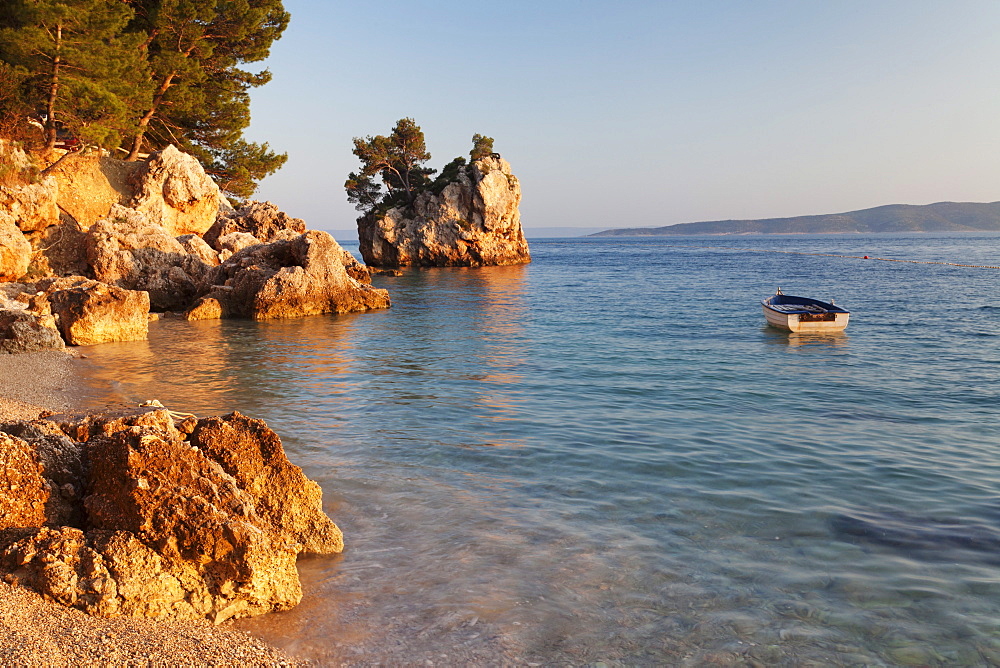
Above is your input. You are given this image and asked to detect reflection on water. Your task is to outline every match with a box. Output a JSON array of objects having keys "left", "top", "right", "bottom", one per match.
[
  {"left": 75, "top": 239, "right": 1000, "bottom": 666},
  {"left": 761, "top": 326, "right": 849, "bottom": 348}
]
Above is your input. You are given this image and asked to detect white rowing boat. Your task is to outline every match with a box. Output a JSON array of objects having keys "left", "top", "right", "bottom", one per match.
[{"left": 761, "top": 288, "right": 849, "bottom": 333}]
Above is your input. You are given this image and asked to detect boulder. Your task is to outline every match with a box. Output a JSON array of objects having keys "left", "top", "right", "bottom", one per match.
[
  {"left": 0, "top": 309, "right": 65, "bottom": 354},
  {"left": 176, "top": 234, "right": 219, "bottom": 267},
  {"left": 358, "top": 155, "right": 531, "bottom": 268},
  {"left": 0, "top": 409, "right": 343, "bottom": 623},
  {"left": 0, "top": 141, "right": 59, "bottom": 233},
  {"left": 43, "top": 278, "right": 149, "bottom": 345},
  {"left": 0, "top": 211, "right": 31, "bottom": 281},
  {"left": 185, "top": 230, "right": 390, "bottom": 321},
  {"left": 85, "top": 205, "right": 212, "bottom": 311},
  {"left": 215, "top": 232, "right": 262, "bottom": 263},
  {"left": 203, "top": 200, "right": 307, "bottom": 248},
  {"left": 0, "top": 283, "right": 66, "bottom": 354},
  {"left": 128, "top": 145, "right": 222, "bottom": 237},
  {"left": 188, "top": 413, "right": 344, "bottom": 554},
  {"left": 45, "top": 152, "right": 141, "bottom": 229},
  {"left": 27, "top": 214, "right": 90, "bottom": 278}
]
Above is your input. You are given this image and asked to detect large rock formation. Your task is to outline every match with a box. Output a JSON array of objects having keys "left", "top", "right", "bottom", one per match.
[
  {"left": 24, "top": 144, "right": 221, "bottom": 237},
  {"left": 0, "top": 409, "right": 342, "bottom": 623},
  {"left": 127, "top": 145, "right": 224, "bottom": 237},
  {"left": 186, "top": 230, "right": 390, "bottom": 321},
  {"left": 2, "top": 144, "right": 222, "bottom": 279},
  {"left": 85, "top": 205, "right": 213, "bottom": 311},
  {"left": 358, "top": 155, "right": 530, "bottom": 268},
  {"left": 0, "top": 144, "right": 388, "bottom": 338}
]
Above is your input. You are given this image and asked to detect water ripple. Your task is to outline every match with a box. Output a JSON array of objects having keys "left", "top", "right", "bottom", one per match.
[{"left": 78, "top": 234, "right": 1000, "bottom": 665}]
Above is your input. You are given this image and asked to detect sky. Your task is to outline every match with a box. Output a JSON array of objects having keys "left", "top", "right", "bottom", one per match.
[{"left": 245, "top": 0, "right": 1000, "bottom": 234}]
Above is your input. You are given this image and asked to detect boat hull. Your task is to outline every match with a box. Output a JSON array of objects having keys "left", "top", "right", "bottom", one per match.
[{"left": 761, "top": 305, "right": 850, "bottom": 333}]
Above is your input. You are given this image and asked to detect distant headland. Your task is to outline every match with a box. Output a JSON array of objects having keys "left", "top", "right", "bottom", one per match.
[{"left": 592, "top": 201, "right": 1000, "bottom": 236}]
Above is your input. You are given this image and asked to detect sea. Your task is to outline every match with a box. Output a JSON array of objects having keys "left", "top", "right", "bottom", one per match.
[{"left": 76, "top": 233, "right": 1000, "bottom": 666}]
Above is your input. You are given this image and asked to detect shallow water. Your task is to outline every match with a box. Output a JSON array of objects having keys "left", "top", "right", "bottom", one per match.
[{"left": 78, "top": 234, "right": 1000, "bottom": 665}]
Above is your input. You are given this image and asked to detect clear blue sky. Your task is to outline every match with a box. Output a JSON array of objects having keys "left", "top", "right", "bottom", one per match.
[{"left": 246, "top": 0, "right": 1000, "bottom": 232}]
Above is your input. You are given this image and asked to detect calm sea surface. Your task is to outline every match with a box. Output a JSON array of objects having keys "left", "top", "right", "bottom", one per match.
[{"left": 77, "top": 234, "right": 1000, "bottom": 666}]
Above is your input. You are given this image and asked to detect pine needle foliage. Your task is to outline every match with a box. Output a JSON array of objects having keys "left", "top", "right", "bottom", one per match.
[
  {"left": 0, "top": 0, "right": 290, "bottom": 198},
  {"left": 347, "top": 122, "right": 499, "bottom": 215}
]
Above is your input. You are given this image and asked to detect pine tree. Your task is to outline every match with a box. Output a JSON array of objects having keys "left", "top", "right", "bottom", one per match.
[
  {"left": 0, "top": 0, "right": 150, "bottom": 151},
  {"left": 347, "top": 123, "right": 505, "bottom": 214},
  {"left": 470, "top": 133, "right": 494, "bottom": 161},
  {"left": 347, "top": 118, "right": 435, "bottom": 212},
  {"left": 122, "top": 0, "right": 289, "bottom": 198}
]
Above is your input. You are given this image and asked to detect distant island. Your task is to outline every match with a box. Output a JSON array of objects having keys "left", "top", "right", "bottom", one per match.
[{"left": 592, "top": 201, "right": 1000, "bottom": 236}]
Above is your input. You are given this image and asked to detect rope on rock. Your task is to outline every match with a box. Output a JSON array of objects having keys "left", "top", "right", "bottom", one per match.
[{"left": 139, "top": 399, "right": 197, "bottom": 420}]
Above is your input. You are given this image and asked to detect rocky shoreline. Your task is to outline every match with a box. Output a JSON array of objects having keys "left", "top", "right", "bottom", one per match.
[
  {"left": 0, "top": 139, "right": 532, "bottom": 663},
  {"left": 0, "top": 352, "right": 304, "bottom": 666}
]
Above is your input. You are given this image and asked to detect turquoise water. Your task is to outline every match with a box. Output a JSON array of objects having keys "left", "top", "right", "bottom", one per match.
[{"left": 79, "top": 234, "right": 1000, "bottom": 666}]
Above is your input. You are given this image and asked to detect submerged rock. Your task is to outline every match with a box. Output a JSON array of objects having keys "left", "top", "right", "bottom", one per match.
[
  {"left": 358, "top": 155, "right": 530, "bottom": 268},
  {"left": 0, "top": 409, "right": 343, "bottom": 623}
]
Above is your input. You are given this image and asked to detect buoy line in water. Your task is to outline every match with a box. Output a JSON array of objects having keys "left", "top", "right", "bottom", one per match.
[{"left": 662, "top": 244, "right": 1000, "bottom": 269}]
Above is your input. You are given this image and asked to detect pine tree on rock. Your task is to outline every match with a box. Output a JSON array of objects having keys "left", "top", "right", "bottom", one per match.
[{"left": 346, "top": 118, "right": 436, "bottom": 213}]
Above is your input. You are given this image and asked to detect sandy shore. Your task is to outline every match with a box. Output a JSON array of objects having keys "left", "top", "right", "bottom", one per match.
[{"left": 0, "top": 350, "right": 305, "bottom": 666}]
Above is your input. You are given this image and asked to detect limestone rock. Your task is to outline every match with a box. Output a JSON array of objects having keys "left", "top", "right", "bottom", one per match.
[
  {"left": 0, "top": 431, "right": 50, "bottom": 530},
  {"left": 0, "top": 282, "right": 28, "bottom": 309},
  {"left": 129, "top": 146, "right": 222, "bottom": 237},
  {"left": 0, "top": 211, "right": 31, "bottom": 281},
  {"left": 0, "top": 420, "right": 84, "bottom": 526},
  {"left": 340, "top": 248, "right": 373, "bottom": 284},
  {"left": 27, "top": 214, "right": 90, "bottom": 278},
  {"left": 45, "top": 152, "right": 140, "bottom": 229},
  {"left": 0, "top": 141, "right": 59, "bottom": 233},
  {"left": 1, "top": 526, "right": 121, "bottom": 617},
  {"left": 0, "top": 178, "right": 59, "bottom": 234},
  {"left": 215, "top": 232, "right": 262, "bottom": 263},
  {"left": 358, "top": 155, "right": 531, "bottom": 268},
  {"left": 186, "top": 230, "right": 390, "bottom": 320},
  {"left": 188, "top": 413, "right": 343, "bottom": 554},
  {"left": 0, "top": 409, "right": 342, "bottom": 623},
  {"left": 85, "top": 205, "right": 212, "bottom": 311},
  {"left": 0, "top": 309, "right": 65, "bottom": 354},
  {"left": 83, "top": 425, "right": 302, "bottom": 621},
  {"left": 49, "top": 407, "right": 183, "bottom": 444},
  {"left": 204, "top": 200, "right": 307, "bottom": 248},
  {"left": 44, "top": 278, "right": 149, "bottom": 345},
  {"left": 176, "top": 234, "right": 220, "bottom": 267}
]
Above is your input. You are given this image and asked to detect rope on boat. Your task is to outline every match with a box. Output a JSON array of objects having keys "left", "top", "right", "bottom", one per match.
[{"left": 657, "top": 244, "right": 1000, "bottom": 269}]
